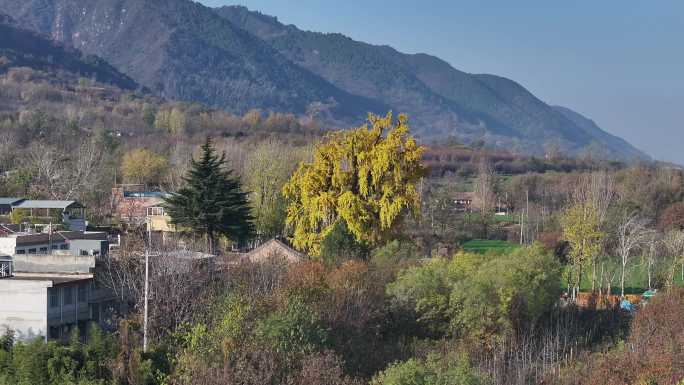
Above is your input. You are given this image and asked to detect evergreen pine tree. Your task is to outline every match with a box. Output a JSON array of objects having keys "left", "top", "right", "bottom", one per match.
[{"left": 164, "top": 137, "right": 254, "bottom": 252}]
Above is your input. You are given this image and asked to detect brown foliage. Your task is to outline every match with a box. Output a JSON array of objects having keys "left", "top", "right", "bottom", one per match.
[
  {"left": 659, "top": 202, "right": 684, "bottom": 231},
  {"left": 559, "top": 289, "right": 684, "bottom": 385}
]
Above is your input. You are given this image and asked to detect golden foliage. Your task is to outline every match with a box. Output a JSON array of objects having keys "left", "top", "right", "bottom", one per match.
[
  {"left": 283, "top": 112, "right": 425, "bottom": 256},
  {"left": 121, "top": 148, "right": 168, "bottom": 185},
  {"left": 561, "top": 202, "right": 603, "bottom": 267}
]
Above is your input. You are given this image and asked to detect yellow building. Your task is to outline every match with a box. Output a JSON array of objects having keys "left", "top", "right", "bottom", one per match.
[{"left": 145, "top": 204, "right": 176, "bottom": 233}]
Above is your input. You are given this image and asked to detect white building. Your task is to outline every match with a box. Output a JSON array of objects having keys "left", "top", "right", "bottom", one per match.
[
  {"left": 0, "top": 231, "right": 108, "bottom": 258},
  {"left": 0, "top": 251, "right": 116, "bottom": 342}
]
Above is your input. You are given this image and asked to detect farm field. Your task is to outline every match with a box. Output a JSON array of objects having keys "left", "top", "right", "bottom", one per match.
[
  {"left": 574, "top": 259, "right": 684, "bottom": 294},
  {"left": 461, "top": 239, "right": 520, "bottom": 254}
]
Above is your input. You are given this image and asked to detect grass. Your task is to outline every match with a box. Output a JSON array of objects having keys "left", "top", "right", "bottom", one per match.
[
  {"left": 571, "top": 259, "right": 684, "bottom": 294},
  {"left": 461, "top": 239, "right": 520, "bottom": 254},
  {"left": 463, "top": 213, "right": 516, "bottom": 224}
]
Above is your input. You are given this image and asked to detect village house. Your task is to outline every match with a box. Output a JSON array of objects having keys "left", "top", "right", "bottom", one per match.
[
  {"left": 243, "top": 238, "right": 306, "bottom": 264},
  {"left": 111, "top": 185, "right": 168, "bottom": 224},
  {"left": 0, "top": 231, "right": 108, "bottom": 257},
  {"left": 454, "top": 192, "right": 476, "bottom": 212},
  {"left": 0, "top": 251, "right": 116, "bottom": 342},
  {"left": 0, "top": 198, "right": 23, "bottom": 215},
  {"left": 0, "top": 198, "right": 88, "bottom": 231}
]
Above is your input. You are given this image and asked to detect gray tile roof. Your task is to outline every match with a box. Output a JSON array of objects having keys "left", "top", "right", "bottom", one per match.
[
  {"left": 0, "top": 198, "right": 24, "bottom": 205},
  {"left": 12, "top": 200, "right": 82, "bottom": 209}
]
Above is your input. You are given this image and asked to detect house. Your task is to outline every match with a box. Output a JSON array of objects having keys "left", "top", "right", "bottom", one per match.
[
  {"left": 243, "top": 239, "right": 306, "bottom": 264},
  {"left": 0, "top": 198, "right": 23, "bottom": 215},
  {"left": 0, "top": 253, "right": 116, "bottom": 342},
  {"left": 10, "top": 200, "right": 87, "bottom": 231},
  {"left": 0, "top": 231, "right": 108, "bottom": 257},
  {"left": 454, "top": 192, "right": 476, "bottom": 212},
  {"left": 146, "top": 203, "right": 176, "bottom": 233},
  {"left": 111, "top": 185, "right": 169, "bottom": 224}
]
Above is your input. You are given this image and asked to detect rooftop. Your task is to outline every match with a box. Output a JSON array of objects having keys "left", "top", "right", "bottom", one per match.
[
  {"left": 0, "top": 198, "right": 24, "bottom": 205},
  {"left": 7, "top": 273, "right": 93, "bottom": 285},
  {"left": 12, "top": 200, "right": 83, "bottom": 209},
  {"left": 123, "top": 191, "right": 168, "bottom": 198},
  {"left": 0, "top": 231, "right": 107, "bottom": 245}
]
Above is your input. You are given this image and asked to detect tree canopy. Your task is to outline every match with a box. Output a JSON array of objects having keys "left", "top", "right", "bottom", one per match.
[
  {"left": 164, "top": 137, "right": 254, "bottom": 252},
  {"left": 283, "top": 112, "right": 425, "bottom": 256}
]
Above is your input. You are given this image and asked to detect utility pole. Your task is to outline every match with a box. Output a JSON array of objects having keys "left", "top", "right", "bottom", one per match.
[{"left": 143, "top": 217, "right": 151, "bottom": 352}]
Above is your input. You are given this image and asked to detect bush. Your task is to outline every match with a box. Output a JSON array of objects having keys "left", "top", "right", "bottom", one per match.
[
  {"left": 371, "top": 353, "right": 487, "bottom": 385},
  {"left": 387, "top": 244, "right": 562, "bottom": 343}
]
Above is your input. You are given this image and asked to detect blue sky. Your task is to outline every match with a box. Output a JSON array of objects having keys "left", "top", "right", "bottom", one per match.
[{"left": 199, "top": 0, "right": 684, "bottom": 164}]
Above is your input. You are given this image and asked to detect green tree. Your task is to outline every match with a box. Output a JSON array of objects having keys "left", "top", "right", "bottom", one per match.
[
  {"left": 561, "top": 203, "right": 603, "bottom": 300},
  {"left": 283, "top": 112, "right": 425, "bottom": 256},
  {"left": 319, "top": 219, "right": 369, "bottom": 265},
  {"left": 254, "top": 297, "right": 327, "bottom": 363},
  {"left": 164, "top": 137, "right": 254, "bottom": 253},
  {"left": 9, "top": 208, "right": 28, "bottom": 225},
  {"left": 387, "top": 245, "right": 561, "bottom": 343},
  {"left": 244, "top": 141, "right": 307, "bottom": 239},
  {"left": 371, "top": 354, "right": 487, "bottom": 385}
]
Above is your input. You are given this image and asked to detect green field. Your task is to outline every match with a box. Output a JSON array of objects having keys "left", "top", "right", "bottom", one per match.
[
  {"left": 574, "top": 259, "right": 684, "bottom": 294},
  {"left": 461, "top": 239, "right": 520, "bottom": 254},
  {"left": 463, "top": 213, "right": 516, "bottom": 223}
]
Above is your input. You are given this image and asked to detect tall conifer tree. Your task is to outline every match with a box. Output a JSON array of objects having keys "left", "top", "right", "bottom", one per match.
[{"left": 164, "top": 137, "right": 253, "bottom": 252}]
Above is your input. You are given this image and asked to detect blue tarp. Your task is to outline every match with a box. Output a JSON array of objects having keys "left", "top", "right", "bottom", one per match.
[{"left": 620, "top": 299, "right": 635, "bottom": 312}]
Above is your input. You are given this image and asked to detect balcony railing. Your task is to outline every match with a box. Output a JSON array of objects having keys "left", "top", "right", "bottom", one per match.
[{"left": 0, "top": 259, "right": 12, "bottom": 278}]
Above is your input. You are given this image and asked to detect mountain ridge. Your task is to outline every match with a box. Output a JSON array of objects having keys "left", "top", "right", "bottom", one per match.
[
  {"left": 0, "top": 0, "right": 648, "bottom": 160},
  {"left": 214, "top": 5, "right": 647, "bottom": 160},
  {"left": 0, "top": 12, "right": 138, "bottom": 90}
]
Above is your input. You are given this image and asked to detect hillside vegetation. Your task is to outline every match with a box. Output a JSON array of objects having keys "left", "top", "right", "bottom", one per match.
[{"left": 0, "top": 0, "right": 648, "bottom": 160}]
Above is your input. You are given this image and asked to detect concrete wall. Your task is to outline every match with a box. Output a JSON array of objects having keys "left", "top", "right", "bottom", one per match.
[
  {"left": 0, "top": 238, "right": 15, "bottom": 256},
  {"left": 12, "top": 254, "right": 95, "bottom": 274},
  {"left": 69, "top": 239, "right": 108, "bottom": 257},
  {"left": 0, "top": 279, "right": 49, "bottom": 341},
  {"left": 47, "top": 281, "right": 92, "bottom": 333}
]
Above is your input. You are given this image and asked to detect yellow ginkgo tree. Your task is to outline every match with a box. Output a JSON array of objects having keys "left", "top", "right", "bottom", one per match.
[{"left": 283, "top": 112, "right": 425, "bottom": 256}]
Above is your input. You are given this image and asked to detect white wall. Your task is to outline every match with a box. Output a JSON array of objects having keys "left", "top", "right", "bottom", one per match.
[
  {"left": 0, "top": 279, "right": 50, "bottom": 341},
  {"left": 0, "top": 238, "right": 16, "bottom": 256}
]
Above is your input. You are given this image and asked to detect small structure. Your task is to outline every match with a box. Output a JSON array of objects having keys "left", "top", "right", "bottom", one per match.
[
  {"left": 146, "top": 203, "right": 176, "bottom": 233},
  {"left": 454, "top": 192, "right": 476, "bottom": 212},
  {"left": 11, "top": 200, "right": 87, "bottom": 231},
  {"left": 244, "top": 239, "right": 305, "bottom": 264},
  {"left": 0, "top": 198, "right": 23, "bottom": 215}
]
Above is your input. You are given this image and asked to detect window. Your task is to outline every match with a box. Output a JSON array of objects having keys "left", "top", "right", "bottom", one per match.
[
  {"left": 51, "top": 244, "right": 58, "bottom": 250},
  {"left": 148, "top": 206, "right": 164, "bottom": 216},
  {"left": 63, "top": 286, "right": 73, "bottom": 305},
  {"left": 80, "top": 250, "right": 89, "bottom": 256},
  {"left": 39, "top": 247, "right": 48, "bottom": 253},
  {"left": 16, "top": 249, "right": 25, "bottom": 255},
  {"left": 78, "top": 283, "right": 87, "bottom": 302},
  {"left": 49, "top": 289, "right": 59, "bottom": 308},
  {"left": 59, "top": 244, "right": 68, "bottom": 250},
  {"left": 49, "top": 326, "right": 59, "bottom": 340},
  {"left": 27, "top": 248, "right": 36, "bottom": 254}
]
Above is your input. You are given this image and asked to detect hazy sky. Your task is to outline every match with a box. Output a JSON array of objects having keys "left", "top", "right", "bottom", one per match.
[{"left": 199, "top": 0, "right": 684, "bottom": 164}]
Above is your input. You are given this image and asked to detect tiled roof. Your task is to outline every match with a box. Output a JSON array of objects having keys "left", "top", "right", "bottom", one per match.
[
  {"left": 245, "top": 239, "right": 305, "bottom": 264},
  {"left": 13, "top": 200, "right": 82, "bottom": 209}
]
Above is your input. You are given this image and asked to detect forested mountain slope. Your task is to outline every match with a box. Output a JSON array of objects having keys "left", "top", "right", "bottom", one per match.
[
  {"left": 216, "top": 5, "right": 648, "bottom": 160},
  {"left": 0, "top": 0, "right": 385, "bottom": 122},
  {"left": 0, "top": 13, "right": 137, "bottom": 90},
  {"left": 0, "top": 0, "right": 648, "bottom": 160}
]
